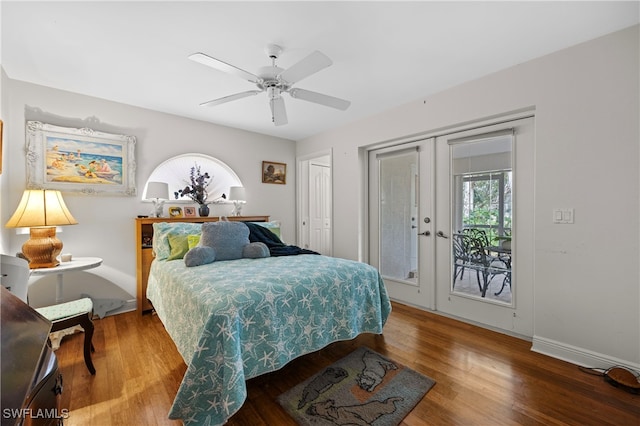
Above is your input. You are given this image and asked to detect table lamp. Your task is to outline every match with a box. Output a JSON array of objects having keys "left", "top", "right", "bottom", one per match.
[
  {"left": 5, "top": 189, "right": 78, "bottom": 268},
  {"left": 228, "top": 186, "right": 246, "bottom": 216},
  {"left": 145, "top": 181, "right": 169, "bottom": 217}
]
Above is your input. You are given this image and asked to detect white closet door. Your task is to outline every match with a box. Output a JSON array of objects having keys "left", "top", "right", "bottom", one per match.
[{"left": 309, "top": 163, "right": 332, "bottom": 255}]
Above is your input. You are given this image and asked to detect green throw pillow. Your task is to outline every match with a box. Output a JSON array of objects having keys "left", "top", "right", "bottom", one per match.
[
  {"left": 187, "top": 234, "right": 201, "bottom": 249},
  {"left": 167, "top": 233, "right": 190, "bottom": 260},
  {"left": 152, "top": 222, "right": 202, "bottom": 260}
]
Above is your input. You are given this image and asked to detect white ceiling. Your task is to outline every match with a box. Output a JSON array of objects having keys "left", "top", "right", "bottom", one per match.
[{"left": 2, "top": 1, "right": 638, "bottom": 141}]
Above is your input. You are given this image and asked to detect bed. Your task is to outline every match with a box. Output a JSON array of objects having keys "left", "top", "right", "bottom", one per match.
[{"left": 146, "top": 221, "right": 391, "bottom": 425}]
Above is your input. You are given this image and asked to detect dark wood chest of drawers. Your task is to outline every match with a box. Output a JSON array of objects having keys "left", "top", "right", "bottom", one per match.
[{"left": 1, "top": 287, "right": 63, "bottom": 426}]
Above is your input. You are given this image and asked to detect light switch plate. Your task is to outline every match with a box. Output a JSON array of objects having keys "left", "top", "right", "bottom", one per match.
[{"left": 553, "top": 208, "right": 574, "bottom": 224}]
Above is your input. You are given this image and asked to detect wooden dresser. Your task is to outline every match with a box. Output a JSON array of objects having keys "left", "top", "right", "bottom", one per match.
[
  {"left": 135, "top": 216, "right": 269, "bottom": 315},
  {"left": 1, "top": 286, "right": 64, "bottom": 426}
]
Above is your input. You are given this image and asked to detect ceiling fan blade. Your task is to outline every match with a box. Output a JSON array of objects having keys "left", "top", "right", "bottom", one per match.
[
  {"left": 200, "top": 90, "right": 262, "bottom": 107},
  {"left": 278, "top": 51, "right": 332, "bottom": 85},
  {"left": 189, "top": 52, "right": 261, "bottom": 84},
  {"left": 288, "top": 88, "right": 351, "bottom": 110},
  {"left": 270, "top": 97, "right": 288, "bottom": 126}
]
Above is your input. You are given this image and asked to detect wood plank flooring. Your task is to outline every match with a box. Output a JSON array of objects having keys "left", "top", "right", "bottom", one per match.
[{"left": 55, "top": 302, "right": 639, "bottom": 425}]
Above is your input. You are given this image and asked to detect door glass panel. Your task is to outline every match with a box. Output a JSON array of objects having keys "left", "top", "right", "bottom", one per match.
[
  {"left": 451, "top": 136, "right": 512, "bottom": 303},
  {"left": 379, "top": 150, "right": 418, "bottom": 285}
]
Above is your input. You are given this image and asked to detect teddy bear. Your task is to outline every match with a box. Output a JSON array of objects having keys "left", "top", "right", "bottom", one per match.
[{"left": 184, "top": 221, "right": 269, "bottom": 267}]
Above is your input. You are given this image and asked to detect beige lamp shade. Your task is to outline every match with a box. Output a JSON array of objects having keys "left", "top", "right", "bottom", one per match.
[
  {"left": 5, "top": 190, "right": 78, "bottom": 268},
  {"left": 6, "top": 189, "right": 78, "bottom": 228}
]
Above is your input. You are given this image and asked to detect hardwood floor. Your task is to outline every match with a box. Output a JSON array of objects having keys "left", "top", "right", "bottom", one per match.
[{"left": 55, "top": 302, "right": 639, "bottom": 425}]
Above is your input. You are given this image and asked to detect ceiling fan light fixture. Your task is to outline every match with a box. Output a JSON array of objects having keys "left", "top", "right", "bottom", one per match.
[
  {"left": 189, "top": 44, "right": 351, "bottom": 125},
  {"left": 267, "top": 86, "right": 281, "bottom": 100}
]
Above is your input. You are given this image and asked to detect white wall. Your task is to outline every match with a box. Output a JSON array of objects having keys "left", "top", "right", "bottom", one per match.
[
  {"left": 0, "top": 70, "right": 6, "bottom": 256},
  {"left": 1, "top": 0, "right": 8, "bottom": 255},
  {"left": 1, "top": 79, "right": 296, "bottom": 307},
  {"left": 297, "top": 26, "right": 640, "bottom": 368}
]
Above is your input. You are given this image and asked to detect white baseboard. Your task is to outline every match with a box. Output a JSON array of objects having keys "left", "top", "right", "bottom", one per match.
[{"left": 532, "top": 335, "right": 640, "bottom": 371}]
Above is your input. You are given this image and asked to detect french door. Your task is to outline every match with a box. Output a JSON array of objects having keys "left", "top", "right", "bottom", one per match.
[
  {"left": 369, "top": 117, "right": 534, "bottom": 336},
  {"left": 369, "top": 139, "right": 435, "bottom": 309}
]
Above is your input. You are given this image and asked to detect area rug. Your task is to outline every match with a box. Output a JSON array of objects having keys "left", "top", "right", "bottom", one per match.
[{"left": 277, "top": 347, "right": 435, "bottom": 425}]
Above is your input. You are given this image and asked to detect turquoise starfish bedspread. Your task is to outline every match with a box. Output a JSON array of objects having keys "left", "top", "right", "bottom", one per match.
[{"left": 147, "top": 254, "right": 391, "bottom": 425}]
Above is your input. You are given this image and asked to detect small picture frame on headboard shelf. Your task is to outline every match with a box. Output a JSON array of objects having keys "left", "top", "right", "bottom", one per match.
[
  {"left": 168, "top": 206, "right": 183, "bottom": 218},
  {"left": 184, "top": 206, "right": 196, "bottom": 218}
]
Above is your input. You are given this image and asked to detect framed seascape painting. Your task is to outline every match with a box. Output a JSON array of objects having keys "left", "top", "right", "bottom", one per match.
[
  {"left": 26, "top": 121, "right": 137, "bottom": 195},
  {"left": 262, "top": 161, "right": 286, "bottom": 184}
]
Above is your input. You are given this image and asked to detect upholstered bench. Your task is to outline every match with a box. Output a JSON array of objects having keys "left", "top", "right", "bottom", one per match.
[{"left": 36, "top": 298, "right": 96, "bottom": 375}]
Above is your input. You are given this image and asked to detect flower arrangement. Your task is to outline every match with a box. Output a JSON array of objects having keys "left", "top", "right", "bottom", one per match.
[{"left": 175, "top": 163, "right": 216, "bottom": 205}]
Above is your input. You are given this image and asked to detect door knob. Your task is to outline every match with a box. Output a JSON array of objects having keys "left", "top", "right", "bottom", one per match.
[
  {"left": 418, "top": 231, "right": 431, "bottom": 236},
  {"left": 436, "top": 231, "right": 449, "bottom": 239}
]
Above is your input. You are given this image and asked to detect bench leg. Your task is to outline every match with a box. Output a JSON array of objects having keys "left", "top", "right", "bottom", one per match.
[{"left": 77, "top": 314, "right": 96, "bottom": 375}]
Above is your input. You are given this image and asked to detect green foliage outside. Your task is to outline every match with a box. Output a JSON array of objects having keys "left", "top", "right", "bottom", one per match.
[{"left": 462, "top": 172, "right": 512, "bottom": 245}]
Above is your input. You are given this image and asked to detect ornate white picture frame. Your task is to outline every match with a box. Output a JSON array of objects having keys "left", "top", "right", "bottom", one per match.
[{"left": 26, "top": 121, "right": 136, "bottom": 195}]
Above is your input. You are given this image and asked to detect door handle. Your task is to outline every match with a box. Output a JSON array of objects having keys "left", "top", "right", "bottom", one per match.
[
  {"left": 418, "top": 231, "right": 431, "bottom": 236},
  {"left": 436, "top": 231, "right": 449, "bottom": 239}
]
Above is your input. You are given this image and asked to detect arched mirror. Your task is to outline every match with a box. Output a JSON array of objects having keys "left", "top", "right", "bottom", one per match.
[{"left": 142, "top": 153, "right": 242, "bottom": 203}]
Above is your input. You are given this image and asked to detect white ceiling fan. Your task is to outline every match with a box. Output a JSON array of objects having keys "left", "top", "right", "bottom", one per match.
[{"left": 189, "top": 44, "right": 351, "bottom": 126}]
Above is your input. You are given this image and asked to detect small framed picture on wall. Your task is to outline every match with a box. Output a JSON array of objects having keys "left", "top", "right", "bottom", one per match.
[
  {"left": 184, "top": 206, "right": 196, "bottom": 218},
  {"left": 262, "top": 161, "right": 286, "bottom": 184}
]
